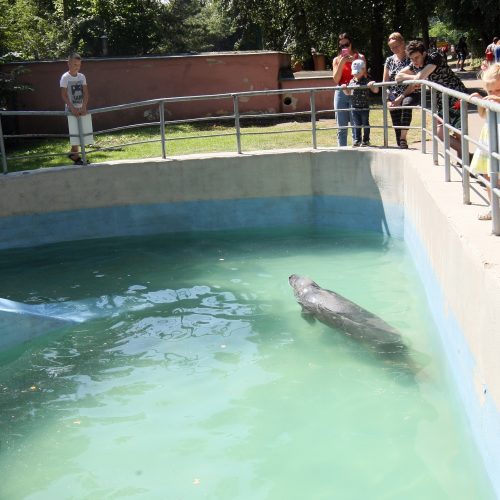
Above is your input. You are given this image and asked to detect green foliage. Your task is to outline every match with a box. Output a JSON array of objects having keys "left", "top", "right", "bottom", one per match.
[
  {"left": 0, "top": 0, "right": 493, "bottom": 72},
  {"left": 220, "top": 0, "right": 441, "bottom": 74},
  {"left": 435, "top": 0, "right": 500, "bottom": 55},
  {"left": 429, "top": 19, "right": 463, "bottom": 43},
  {"left": 0, "top": 62, "right": 32, "bottom": 110},
  {"left": 0, "top": 0, "right": 236, "bottom": 59},
  {"left": 1, "top": 0, "right": 71, "bottom": 59}
]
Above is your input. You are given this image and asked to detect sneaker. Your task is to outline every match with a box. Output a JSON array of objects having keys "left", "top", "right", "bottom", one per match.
[
  {"left": 361, "top": 141, "right": 370, "bottom": 147},
  {"left": 352, "top": 141, "right": 361, "bottom": 147}
]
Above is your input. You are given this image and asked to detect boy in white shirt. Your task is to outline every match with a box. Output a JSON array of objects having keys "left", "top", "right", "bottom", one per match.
[{"left": 60, "top": 53, "right": 92, "bottom": 164}]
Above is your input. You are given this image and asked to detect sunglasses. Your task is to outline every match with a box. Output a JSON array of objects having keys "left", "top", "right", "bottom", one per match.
[{"left": 339, "top": 42, "right": 350, "bottom": 48}]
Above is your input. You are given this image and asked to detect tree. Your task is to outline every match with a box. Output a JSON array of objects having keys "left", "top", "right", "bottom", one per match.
[
  {"left": 2, "top": 0, "right": 479, "bottom": 73},
  {"left": 1, "top": 0, "right": 71, "bottom": 60},
  {"left": 436, "top": 0, "right": 500, "bottom": 55}
]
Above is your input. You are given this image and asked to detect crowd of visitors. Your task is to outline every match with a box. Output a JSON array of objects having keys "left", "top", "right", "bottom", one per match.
[
  {"left": 329, "top": 32, "right": 481, "bottom": 162},
  {"left": 327, "top": 31, "right": 499, "bottom": 222}
]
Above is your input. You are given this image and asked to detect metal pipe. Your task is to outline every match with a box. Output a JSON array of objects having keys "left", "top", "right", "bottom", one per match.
[
  {"left": 421, "top": 86, "right": 427, "bottom": 154},
  {"left": 310, "top": 90, "right": 317, "bottom": 149},
  {"left": 460, "top": 101, "right": 471, "bottom": 204},
  {"left": 442, "top": 95, "right": 451, "bottom": 182},
  {"left": 0, "top": 116, "right": 8, "bottom": 174},
  {"left": 159, "top": 101, "right": 166, "bottom": 159},
  {"left": 76, "top": 116, "right": 87, "bottom": 164},
  {"left": 233, "top": 95, "right": 242, "bottom": 154},
  {"left": 488, "top": 110, "right": 500, "bottom": 235},
  {"left": 431, "top": 88, "right": 438, "bottom": 165},
  {"left": 381, "top": 89, "right": 388, "bottom": 148}
]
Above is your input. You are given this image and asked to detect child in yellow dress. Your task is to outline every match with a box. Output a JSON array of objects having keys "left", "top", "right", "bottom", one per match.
[{"left": 470, "top": 63, "right": 500, "bottom": 220}]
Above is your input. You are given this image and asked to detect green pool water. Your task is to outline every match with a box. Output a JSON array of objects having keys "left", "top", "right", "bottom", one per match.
[{"left": 0, "top": 228, "right": 495, "bottom": 499}]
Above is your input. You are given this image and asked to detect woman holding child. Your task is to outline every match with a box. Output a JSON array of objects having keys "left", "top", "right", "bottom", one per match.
[
  {"left": 383, "top": 33, "right": 419, "bottom": 149},
  {"left": 332, "top": 33, "right": 366, "bottom": 146}
]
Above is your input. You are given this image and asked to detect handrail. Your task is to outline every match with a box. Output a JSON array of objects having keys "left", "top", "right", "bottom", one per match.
[{"left": 0, "top": 80, "right": 499, "bottom": 234}]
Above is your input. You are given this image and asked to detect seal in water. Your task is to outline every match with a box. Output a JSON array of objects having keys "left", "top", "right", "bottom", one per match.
[{"left": 288, "top": 274, "right": 405, "bottom": 352}]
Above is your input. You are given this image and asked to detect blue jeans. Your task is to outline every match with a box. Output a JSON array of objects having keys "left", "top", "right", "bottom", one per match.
[
  {"left": 334, "top": 90, "right": 353, "bottom": 146},
  {"left": 351, "top": 109, "right": 370, "bottom": 143}
]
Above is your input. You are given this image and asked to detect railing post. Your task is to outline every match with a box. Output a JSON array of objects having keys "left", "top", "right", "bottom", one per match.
[
  {"left": 76, "top": 115, "right": 87, "bottom": 164},
  {"left": 431, "top": 88, "right": 438, "bottom": 165},
  {"left": 310, "top": 90, "right": 317, "bottom": 149},
  {"left": 233, "top": 94, "right": 242, "bottom": 154},
  {"left": 443, "top": 95, "right": 451, "bottom": 182},
  {"left": 488, "top": 109, "right": 500, "bottom": 235},
  {"left": 0, "top": 115, "right": 8, "bottom": 174},
  {"left": 382, "top": 88, "right": 388, "bottom": 148},
  {"left": 421, "top": 85, "right": 427, "bottom": 154},
  {"left": 159, "top": 101, "right": 166, "bottom": 159},
  {"left": 460, "top": 100, "right": 471, "bottom": 204}
]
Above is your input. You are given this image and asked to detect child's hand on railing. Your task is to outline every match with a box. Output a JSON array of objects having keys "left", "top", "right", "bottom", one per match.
[
  {"left": 470, "top": 92, "right": 487, "bottom": 118},
  {"left": 341, "top": 84, "right": 350, "bottom": 96}
]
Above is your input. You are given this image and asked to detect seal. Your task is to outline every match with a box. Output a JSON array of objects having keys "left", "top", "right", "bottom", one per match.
[{"left": 288, "top": 274, "right": 405, "bottom": 351}]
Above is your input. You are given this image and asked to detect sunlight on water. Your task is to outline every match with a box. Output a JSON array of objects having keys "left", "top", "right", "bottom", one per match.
[{"left": 0, "top": 228, "right": 494, "bottom": 499}]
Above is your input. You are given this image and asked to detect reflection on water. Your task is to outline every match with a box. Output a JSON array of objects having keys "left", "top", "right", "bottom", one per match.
[{"left": 0, "top": 228, "right": 495, "bottom": 499}]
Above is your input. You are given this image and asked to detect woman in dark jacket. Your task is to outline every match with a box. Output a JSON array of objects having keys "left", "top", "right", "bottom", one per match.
[{"left": 396, "top": 40, "right": 467, "bottom": 158}]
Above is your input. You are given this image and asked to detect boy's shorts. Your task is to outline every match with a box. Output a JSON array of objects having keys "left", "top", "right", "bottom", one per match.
[{"left": 67, "top": 114, "right": 94, "bottom": 146}]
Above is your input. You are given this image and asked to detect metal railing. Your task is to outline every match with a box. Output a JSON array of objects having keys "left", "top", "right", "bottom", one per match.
[{"left": 1, "top": 81, "right": 499, "bottom": 234}]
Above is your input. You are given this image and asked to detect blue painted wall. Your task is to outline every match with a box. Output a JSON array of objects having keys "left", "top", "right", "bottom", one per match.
[{"left": 0, "top": 195, "right": 404, "bottom": 250}]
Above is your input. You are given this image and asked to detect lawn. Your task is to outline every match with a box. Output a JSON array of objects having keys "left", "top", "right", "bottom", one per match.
[{"left": 3, "top": 106, "right": 423, "bottom": 173}]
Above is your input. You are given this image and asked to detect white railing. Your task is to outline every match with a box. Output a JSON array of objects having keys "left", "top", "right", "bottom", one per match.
[{"left": 1, "top": 81, "right": 499, "bottom": 234}]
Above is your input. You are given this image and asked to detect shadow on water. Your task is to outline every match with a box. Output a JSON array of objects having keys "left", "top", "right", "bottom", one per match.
[{"left": 315, "top": 321, "right": 429, "bottom": 386}]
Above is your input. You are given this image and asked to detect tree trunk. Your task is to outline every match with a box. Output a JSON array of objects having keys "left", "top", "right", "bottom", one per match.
[
  {"left": 393, "top": 0, "right": 406, "bottom": 32},
  {"left": 420, "top": 11, "right": 430, "bottom": 49},
  {"left": 370, "top": 2, "right": 385, "bottom": 81},
  {"left": 62, "top": 0, "right": 69, "bottom": 19}
]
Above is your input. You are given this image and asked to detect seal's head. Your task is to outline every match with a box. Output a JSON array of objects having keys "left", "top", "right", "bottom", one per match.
[{"left": 289, "top": 275, "right": 318, "bottom": 298}]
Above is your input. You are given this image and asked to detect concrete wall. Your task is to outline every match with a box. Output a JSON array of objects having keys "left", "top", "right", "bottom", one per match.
[
  {"left": 0, "top": 149, "right": 498, "bottom": 495},
  {"left": 5, "top": 52, "right": 336, "bottom": 134},
  {"left": 0, "top": 150, "right": 404, "bottom": 247}
]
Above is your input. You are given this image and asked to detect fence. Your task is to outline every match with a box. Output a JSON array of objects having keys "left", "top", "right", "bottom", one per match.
[{"left": 1, "top": 81, "right": 499, "bottom": 234}]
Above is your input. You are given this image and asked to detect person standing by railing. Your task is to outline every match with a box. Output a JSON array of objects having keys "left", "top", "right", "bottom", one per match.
[
  {"left": 383, "top": 32, "right": 420, "bottom": 149},
  {"left": 332, "top": 33, "right": 366, "bottom": 147},
  {"left": 341, "top": 59, "right": 379, "bottom": 147},
  {"left": 469, "top": 63, "right": 500, "bottom": 220},
  {"left": 395, "top": 40, "right": 467, "bottom": 160},
  {"left": 60, "top": 53, "right": 92, "bottom": 165}
]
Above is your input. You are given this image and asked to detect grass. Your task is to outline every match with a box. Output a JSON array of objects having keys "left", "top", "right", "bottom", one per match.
[{"left": 3, "top": 106, "right": 423, "bottom": 173}]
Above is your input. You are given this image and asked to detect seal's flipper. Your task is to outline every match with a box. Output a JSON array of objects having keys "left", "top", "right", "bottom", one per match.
[{"left": 301, "top": 309, "right": 316, "bottom": 324}]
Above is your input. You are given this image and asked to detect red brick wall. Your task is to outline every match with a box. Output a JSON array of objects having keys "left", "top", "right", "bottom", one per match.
[{"left": 5, "top": 52, "right": 336, "bottom": 133}]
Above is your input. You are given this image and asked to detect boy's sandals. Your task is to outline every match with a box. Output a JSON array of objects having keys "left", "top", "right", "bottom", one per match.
[
  {"left": 478, "top": 211, "right": 492, "bottom": 221},
  {"left": 68, "top": 154, "right": 89, "bottom": 166},
  {"left": 399, "top": 139, "right": 408, "bottom": 149}
]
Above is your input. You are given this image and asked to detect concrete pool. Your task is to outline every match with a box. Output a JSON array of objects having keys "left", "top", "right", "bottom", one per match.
[{"left": 0, "top": 148, "right": 499, "bottom": 496}]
